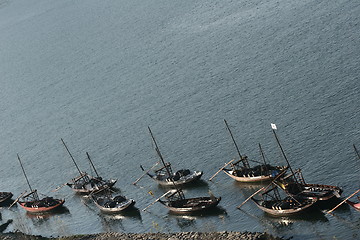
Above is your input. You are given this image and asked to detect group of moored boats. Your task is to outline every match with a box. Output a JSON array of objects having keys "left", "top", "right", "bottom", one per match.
[{"left": 1, "top": 122, "right": 359, "bottom": 219}]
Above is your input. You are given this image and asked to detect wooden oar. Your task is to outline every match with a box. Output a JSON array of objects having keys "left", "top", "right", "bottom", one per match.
[
  {"left": 209, "top": 159, "right": 234, "bottom": 181},
  {"left": 327, "top": 189, "right": 360, "bottom": 214},
  {"left": 237, "top": 187, "right": 265, "bottom": 209},
  {"left": 237, "top": 168, "right": 288, "bottom": 209},
  {"left": 133, "top": 161, "right": 160, "bottom": 185},
  {"left": 142, "top": 190, "right": 174, "bottom": 212},
  {"left": 8, "top": 191, "right": 27, "bottom": 209},
  {"left": 52, "top": 182, "right": 68, "bottom": 192}
]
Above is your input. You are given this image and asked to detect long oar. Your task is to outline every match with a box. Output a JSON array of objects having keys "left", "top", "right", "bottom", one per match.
[
  {"left": 142, "top": 190, "right": 175, "bottom": 212},
  {"left": 327, "top": 189, "right": 360, "bottom": 214},
  {"left": 52, "top": 173, "right": 87, "bottom": 192},
  {"left": 8, "top": 191, "right": 27, "bottom": 209},
  {"left": 133, "top": 161, "right": 160, "bottom": 185},
  {"left": 237, "top": 187, "right": 265, "bottom": 209},
  {"left": 237, "top": 168, "right": 288, "bottom": 209},
  {"left": 209, "top": 159, "right": 234, "bottom": 181}
]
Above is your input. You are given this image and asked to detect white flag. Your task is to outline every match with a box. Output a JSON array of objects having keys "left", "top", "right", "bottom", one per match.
[{"left": 271, "top": 123, "right": 277, "bottom": 130}]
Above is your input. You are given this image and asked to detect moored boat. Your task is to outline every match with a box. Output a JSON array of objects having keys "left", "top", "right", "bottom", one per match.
[
  {"left": 270, "top": 123, "right": 342, "bottom": 204},
  {"left": 143, "top": 127, "right": 221, "bottom": 213},
  {"left": 15, "top": 154, "right": 65, "bottom": 213},
  {"left": 142, "top": 127, "right": 202, "bottom": 186},
  {"left": 60, "top": 139, "right": 117, "bottom": 194},
  {"left": 17, "top": 191, "right": 65, "bottom": 213},
  {"left": 145, "top": 165, "right": 203, "bottom": 186},
  {"left": 158, "top": 189, "right": 221, "bottom": 213},
  {"left": 210, "top": 120, "right": 287, "bottom": 183},
  {"left": 251, "top": 185, "right": 317, "bottom": 217},
  {"left": 251, "top": 195, "right": 316, "bottom": 216},
  {"left": 91, "top": 190, "right": 136, "bottom": 213}
]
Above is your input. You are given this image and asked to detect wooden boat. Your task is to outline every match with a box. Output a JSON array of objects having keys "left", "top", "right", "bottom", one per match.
[
  {"left": 251, "top": 185, "right": 317, "bottom": 216},
  {"left": 144, "top": 188, "right": 221, "bottom": 213},
  {"left": 346, "top": 199, "right": 360, "bottom": 211},
  {"left": 0, "top": 192, "right": 13, "bottom": 206},
  {"left": 91, "top": 189, "right": 136, "bottom": 213},
  {"left": 60, "top": 139, "right": 117, "bottom": 194},
  {"left": 143, "top": 127, "right": 221, "bottom": 213},
  {"left": 144, "top": 127, "right": 202, "bottom": 186},
  {"left": 210, "top": 120, "right": 287, "bottom": 183},
  {"left": 145, "top": 165, "right": 203, "bottom": 186},
  {"left": 271, "top": 123, "right": 342, "bottom": 203},
  {"left": 277, "top": 169, "right": 342, "bottom": 201},
  {"left": 16, "top": 154, "right": 65, "bottom": 213},
  {"left": 158, "top": 189, "right": 221, "bottom": 213},
  {"left": 17, "top": 191, "right": 65, "bottom": 213}
]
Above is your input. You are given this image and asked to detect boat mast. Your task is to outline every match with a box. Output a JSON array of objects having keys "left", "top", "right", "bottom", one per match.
[
  {"left": 354, "top": 144, "right": 360, "bottom": 160},
  {"left": 17, "top": 154, "right": 39, "bottom": 200},
  {"left": 270, "top": 123, "right": 298, "bottom": 184},
  {"left": 148, "top": 127, "right": 173, "bottom": 176},
  {"left": 61, "top": 138, "right": 83, "bottom": 176},
  {"left": 224, "top": 119, "right": 250, "bottom": 168},
  {"left": 258, "top": 143, "right": 268, "bottom": 166},
  {"left": 148, "top": 127, "right": 184, "bottom": 199},
  {"left": 86, "top": 152, "right": 100, "bottom": 178}
]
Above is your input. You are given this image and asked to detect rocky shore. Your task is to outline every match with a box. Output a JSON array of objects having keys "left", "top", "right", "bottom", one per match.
[{"left": 0, "top": 231, "right": 288, "bottom": 240}]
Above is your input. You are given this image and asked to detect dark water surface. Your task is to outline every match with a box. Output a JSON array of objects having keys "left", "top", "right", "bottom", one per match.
[{"left": 0, "top": 0, "right": 359, "bottom": 239}]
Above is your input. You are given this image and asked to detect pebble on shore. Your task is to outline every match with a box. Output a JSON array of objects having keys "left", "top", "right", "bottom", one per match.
[{"left": 0, "top": 231, "right": 288, "bottom": 240}]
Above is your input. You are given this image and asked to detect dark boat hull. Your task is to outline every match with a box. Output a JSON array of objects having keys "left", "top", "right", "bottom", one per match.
[
  {"left": 67, "top": 179, "right": 117, "bottom": 194},
  {"left": 160, "top": 197, "right": 221, "bottom": 213},
  {"left": 0, "top": 192, "right": 13, "bottom": 206},
  {"left": 149, "top": 171, "right": 203, "bottom": 186},
  {"left": 93, "top": 196, "right": 136, "bottom": 213}
]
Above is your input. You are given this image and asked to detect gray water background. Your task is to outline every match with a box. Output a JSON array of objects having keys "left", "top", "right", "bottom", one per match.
[{"left": 0, "top": 0, "right": 359, "bottom": 239}]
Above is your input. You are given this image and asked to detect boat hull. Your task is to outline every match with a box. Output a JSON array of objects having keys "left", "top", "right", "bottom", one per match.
[
  {"left": 151, "top": 171, "right": 203, "bottom": 186},
  {"left": 346, "top": 200, "right": 360, "bottom": 211},
  {"left": 94, "top": 198, "right": 136, "bottom": 213},
  {"left": 0, "top": 192, "right": 13, "bottom": 206},
  {"left": 251, "top": 198, "right": 316, "bottom": 217},
  {"left": 18, "top": 199, "right": 65, "bottom": 213},
  {"left": 67, "top": 179, "right": 117, "bottom": 194},
  {"left": 160, "top": 197, "right": 221, "bottom": 213},
  {"left": 223, "top": 169, "right": 284, "bottom": 183}
]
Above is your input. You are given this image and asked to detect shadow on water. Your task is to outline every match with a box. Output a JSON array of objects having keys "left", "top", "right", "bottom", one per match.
[
  {"left": 233, "top": 181, "right": 272, "bottom": 190},
  {"left": 100, "top": 207, "right": 142, "bottom": 221},
  {"left": 157, "top": 179, "right": 209, "bottom": 191},
  {"left": 23, "top": 206, "right": 71, "bottom": 227},
  {"left": 168, "top": 206, "right": 228, "bottom": 218},
  {"left": 167, "top": 206, "right": 228, "bottom": 231}
]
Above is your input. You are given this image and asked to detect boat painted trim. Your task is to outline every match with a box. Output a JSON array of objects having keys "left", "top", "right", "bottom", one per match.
[{"left": 18, "top": 199, "right": 65, "bottom": 213}]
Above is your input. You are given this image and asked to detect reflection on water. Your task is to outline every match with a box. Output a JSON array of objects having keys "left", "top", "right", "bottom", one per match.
[
  {"left": 168, "top": 206, "right": 228, "bottom": 218},
  {"left": 157, "top": 179, "right": 210, "bottom": 191},
  {"left": 25, "top": 206, "right": 70, "bottom": 220}
]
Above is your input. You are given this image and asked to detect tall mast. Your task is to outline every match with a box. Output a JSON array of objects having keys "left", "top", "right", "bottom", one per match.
[
  {"left": 354, "top": 144, "right": 360, "bottom": 160},
  {"left": 17, "top": 154, "right": 39, "bottom": 200},
  {"left": 224, "top": 119, "right": 250, "bottom": 168},
  {"left": 271, "top": 123, "right": 298, "bottom": 184},
  {"left": 258, "top": 143, "right": 268, "bottom": 166},
  {"left": 61, "top": 138, "right": 83, "bottom": 176},
  {"left": 86, "top": 152, "right": 100, "bottom": 178},
  {"left": 148, "top": 127, "right": 172, "bottom": 177},
  {"left": 148, "top": 127, "right": 184, "bottom": 199}
]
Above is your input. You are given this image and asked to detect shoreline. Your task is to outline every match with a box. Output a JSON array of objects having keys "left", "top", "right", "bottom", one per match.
[{"left": 0, "top": 231, "right": 288, "bottom": 240}]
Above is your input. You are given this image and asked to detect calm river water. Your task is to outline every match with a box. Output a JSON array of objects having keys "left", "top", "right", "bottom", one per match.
[{"left": 0, "top": 0, "right": 359, "bottom": 239}]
